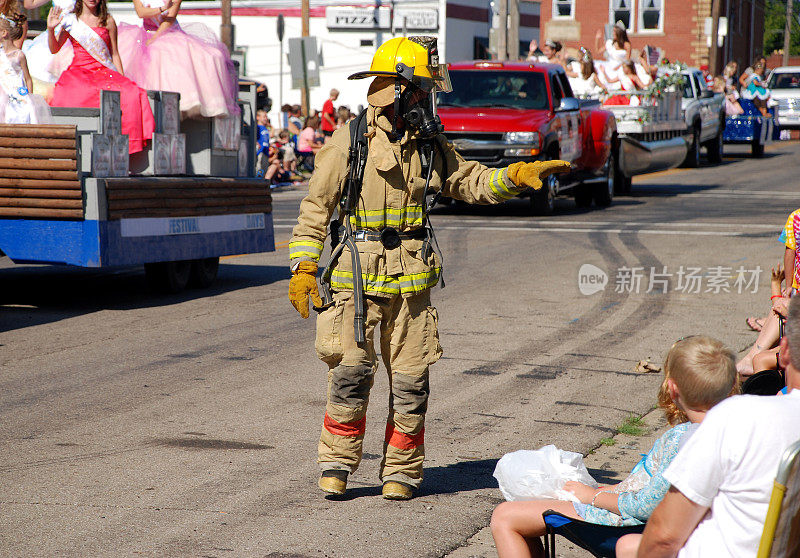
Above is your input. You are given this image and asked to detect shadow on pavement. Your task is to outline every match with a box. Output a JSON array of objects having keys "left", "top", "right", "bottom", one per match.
[
  {"left": 0, "top": 262, "right": 289, "bottom": 333},
  {"left": 321, "top": 458, "right": 499, "bottom": 501},
  {"left": 418, "top": 458, "right": 499, "bottom": 497},
  {"left": 587, "top": 467, "right": 626, "bottom": 485}
]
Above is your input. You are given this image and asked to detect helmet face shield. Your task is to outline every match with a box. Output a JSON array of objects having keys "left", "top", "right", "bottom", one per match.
[{"left": 411, "top": 64, "right": 452, "bottom": 93}]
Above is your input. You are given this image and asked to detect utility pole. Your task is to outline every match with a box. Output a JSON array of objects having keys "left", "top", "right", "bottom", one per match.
[
  {"left": 497, "top": 0, "right": 507, "bottom": 61},
  {"left": 709, "top": 0, "right": 721, "bottom": 75},
  {"left": 508, "top": 0, "right": 519, "bottom": 61},
  {"left": 784, "top": 0, "right": 794, "bottom": 67},
  {"left": 301, "top": 0, "right": 310, "bottom": 116},
  {"left": 220, "top": 0, "right": 233, "bottom": 54}
]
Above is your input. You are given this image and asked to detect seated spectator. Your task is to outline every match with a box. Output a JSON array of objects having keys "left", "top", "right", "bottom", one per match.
[
  {"left": 336, "top": 105, "right": 352, "bottom": 129},
  {"left": 616, "top": 297, "right": 800, "bottom": 558},
  {"left": 490, "top": 336, "right": 738, "bottom": 558},
  {"left": 739, "top": 207, "right": 799, "bottom": 374},
  {"left": 740, "top": 266, "right": 787, "bottom": 376},
  {"left": 297, "top": 115, "right": 322, "bottom": 156},
  {"left": 287, "top": 104, "right": 303, "bottom": 140},
  {"left": 276, "top": 129, "right": 297, "bottom": 175}
]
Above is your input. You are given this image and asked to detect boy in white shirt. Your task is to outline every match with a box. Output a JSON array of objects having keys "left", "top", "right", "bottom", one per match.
[{"left": 617, "top": 296, "right": 800, "bottom": 558}]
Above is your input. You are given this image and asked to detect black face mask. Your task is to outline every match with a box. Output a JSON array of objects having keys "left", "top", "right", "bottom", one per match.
[{"left": 399, "top": 87, "right": 443, "bottom": 139}]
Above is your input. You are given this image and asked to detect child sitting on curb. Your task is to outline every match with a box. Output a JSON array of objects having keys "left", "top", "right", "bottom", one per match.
[{"left": 490, "top": 336, "right": 739, "bottom": 558}]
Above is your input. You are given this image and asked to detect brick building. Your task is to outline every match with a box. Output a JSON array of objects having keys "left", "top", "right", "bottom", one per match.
[{"left": 537, "top": 0, "right": 765, "bottom": 72}]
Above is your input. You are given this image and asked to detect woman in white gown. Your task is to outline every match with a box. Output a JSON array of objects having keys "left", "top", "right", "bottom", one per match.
[
  {"left": 566, "top": 47, "right": 606, "bottom": 99},
  {"left": 594, "top": 23, "right": 631, "bottom": 90}
]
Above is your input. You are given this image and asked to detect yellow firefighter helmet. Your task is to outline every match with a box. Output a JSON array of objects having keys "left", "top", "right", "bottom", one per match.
[{"left": 349, "top": 36, "right": 452, "bottom": 106}]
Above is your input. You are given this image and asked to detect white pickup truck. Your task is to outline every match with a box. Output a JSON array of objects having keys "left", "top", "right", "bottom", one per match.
[{"left": 680, "top": 68, "right": 726, "bottom": 167}]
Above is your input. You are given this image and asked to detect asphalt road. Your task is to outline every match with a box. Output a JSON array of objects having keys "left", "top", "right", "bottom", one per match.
[{"left": 1, "top": 143, "right": 797, "bottom": 557}]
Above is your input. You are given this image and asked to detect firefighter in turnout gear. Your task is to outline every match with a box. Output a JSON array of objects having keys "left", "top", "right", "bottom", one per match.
[{"left": 289, "top": 36, "right": 570, "bottom": 500}]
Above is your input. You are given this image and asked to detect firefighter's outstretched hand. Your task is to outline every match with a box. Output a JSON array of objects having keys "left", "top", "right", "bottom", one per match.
[
  {"left": 507, "top": 160, "right": 571, "bottom": 191},
  {"left": 289, "top": 261, "right": 323, "bottom": 319}
]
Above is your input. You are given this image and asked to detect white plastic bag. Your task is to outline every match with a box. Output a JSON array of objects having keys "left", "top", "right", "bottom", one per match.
[{"left": 493, "top": 445, "right": 598, "bottom": 502}]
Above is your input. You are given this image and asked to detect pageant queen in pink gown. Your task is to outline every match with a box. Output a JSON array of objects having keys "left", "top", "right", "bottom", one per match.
[
  {"left": 48, "top": 1, "right": 154, "bottom": 153},
  {"left": 116, "top": 0, "right": 238, "bottom": 119}
]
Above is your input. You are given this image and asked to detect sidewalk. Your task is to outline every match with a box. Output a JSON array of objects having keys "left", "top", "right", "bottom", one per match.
[{"left": 444, "top": 409, "right": 669, "bottom": 558}]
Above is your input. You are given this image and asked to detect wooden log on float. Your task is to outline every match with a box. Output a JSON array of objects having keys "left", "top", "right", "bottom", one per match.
[
  {"left": 0, "top": 147, "right": 77, "bottom": 159},
  {"left": 0, "top": 168, "right": 79, "bottom": 180},
  {"left": 0, "top": 124, "right": 76, "bottom": 139},
  {"left": 0, "top": 188, "right": 82, "bottom": 199},
  {"left": 0, "top": 207, "right": 83, "bottom": 219},
  {"left": 0, "top": 137, "right": 77, "bottom": 149},
  {"left": 0, "top": 197, "right": 83, "bottom": 209},
  {"left": 0, "top": 158, "right": 77, "bottom": 171},
  {"left": 0, "top": 177, "right": 81, "bottom": 189}
]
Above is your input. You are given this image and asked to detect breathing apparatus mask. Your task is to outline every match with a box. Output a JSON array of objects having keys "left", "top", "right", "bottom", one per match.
[
  {"left": 348, "top": 36, "right": 452, "bottom": 140},
  {"left": 391, "top": 37, "right": 451, "bottom": 139}
]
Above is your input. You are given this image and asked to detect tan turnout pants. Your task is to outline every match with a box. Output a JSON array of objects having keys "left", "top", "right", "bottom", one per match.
[{"left": 315, "top": 289, "right": 442, "bottom": 488}]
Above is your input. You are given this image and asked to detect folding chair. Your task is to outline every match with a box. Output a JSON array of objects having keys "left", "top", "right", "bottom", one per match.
[
  {"left": 542, "top": 510, "right": 646, "bottom": 558},
  {"left": 757, "top": 438, "right": 800, "bottom": 558}
]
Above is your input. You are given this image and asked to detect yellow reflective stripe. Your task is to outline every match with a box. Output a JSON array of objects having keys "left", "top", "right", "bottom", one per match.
[
  {"left": 330, "top": 267, "right": 441, "bottom": 295},
  {"left": 349, "top": 206, "right": 425, "bottom": 228},
  {"left": 490, "top": 168, "right": 519, "bottom": 200},
  {"left": 289, "top": 239, "right": 324, "bottom": 260}
]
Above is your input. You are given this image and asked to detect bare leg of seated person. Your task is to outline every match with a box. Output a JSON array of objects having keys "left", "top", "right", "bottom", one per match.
[
  {"left": 615, "top": 533, "right": 642, "bottom": 558},
  {"left": 752, "top": 347, "right": 781, "bottom": 374},
  {"left": 491, "top": 500, "right": 580, "bottom": 558},
  {"left": 737, "top": 311, "right": 780, "bottom": 376},
  {"left": 264, "top": 161, "right": 281, "bottom": 181}
]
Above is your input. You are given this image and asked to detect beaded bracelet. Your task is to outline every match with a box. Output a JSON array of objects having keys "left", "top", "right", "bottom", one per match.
[{"left": 590, "top": 491, "right": 607, "bottom": 507}]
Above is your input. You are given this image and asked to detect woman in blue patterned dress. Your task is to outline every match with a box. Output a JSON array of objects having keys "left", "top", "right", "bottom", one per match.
[{"left": 491, "top": 336, "right": 739, "bottom": 558}]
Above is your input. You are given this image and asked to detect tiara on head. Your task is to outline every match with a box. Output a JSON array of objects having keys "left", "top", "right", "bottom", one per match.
[{"left": 0, "top": 13, "right": 17, "bottom": 28}]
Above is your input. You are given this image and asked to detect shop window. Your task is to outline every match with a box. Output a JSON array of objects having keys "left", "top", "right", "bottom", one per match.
[
  {"left": 639, "top": 0, "right": 663, "bottom": 32},
  {"left": 553, "top": 0, "right": 574, "bottom": 18}
]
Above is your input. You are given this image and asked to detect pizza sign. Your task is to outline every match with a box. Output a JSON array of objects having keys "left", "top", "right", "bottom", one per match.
[{"left": 327, "top": 7, "right": 391, "bottom": 30}]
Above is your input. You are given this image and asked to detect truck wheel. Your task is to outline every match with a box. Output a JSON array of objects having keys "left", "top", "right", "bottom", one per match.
[
  {"left": 593, "top": 151, "right": 615, "bottom": 208},
  {"left": 145, "top": 260, "right": 192, "bottom": 293},
  {"left": 574, "top": 183, "right": 593, "bottom": 208},
  {"left": 706, "top": 129, "right": 724, "bottom": 164},
  {"left": 752, "top": 141, "right": 764, "bottom": 158},
  {"left": 682, "top": 127, "right": 701, "bottom": 168},
  {"left": 189, "top": 257, "right": 220, "bottom": 288},
  {"left": 531, "top": 174, "right": 557, "bottom": 215}
]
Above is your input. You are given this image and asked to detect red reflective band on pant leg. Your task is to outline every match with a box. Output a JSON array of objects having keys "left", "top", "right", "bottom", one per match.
[
  {"left": 384, "top": 422, "right": 424, "bottom": 450},
  {"left": 324, "top": 413, "right": 367, "bottom": 437}
]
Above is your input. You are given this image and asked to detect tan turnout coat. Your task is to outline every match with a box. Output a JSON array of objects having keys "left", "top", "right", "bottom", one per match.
[{"left": 289, "top": 106, "right": 525, "bottom": 297}]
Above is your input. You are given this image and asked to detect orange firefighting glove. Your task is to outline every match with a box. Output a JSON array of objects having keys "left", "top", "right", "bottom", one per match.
[
  {"left": 288, "top": 261, "right": 323, "bottom": 319},
  {"left": 507, "top": 160, "right": 572, "bottom": 191}
]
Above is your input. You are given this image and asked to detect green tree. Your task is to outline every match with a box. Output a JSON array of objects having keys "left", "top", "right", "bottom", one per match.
[{"left": 764, "top": 0, "right": 800, "bottom": 56}]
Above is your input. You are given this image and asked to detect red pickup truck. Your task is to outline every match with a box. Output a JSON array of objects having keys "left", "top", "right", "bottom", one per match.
[{"left": 437, "top": 61, "right": 618, "bottom": 214}]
